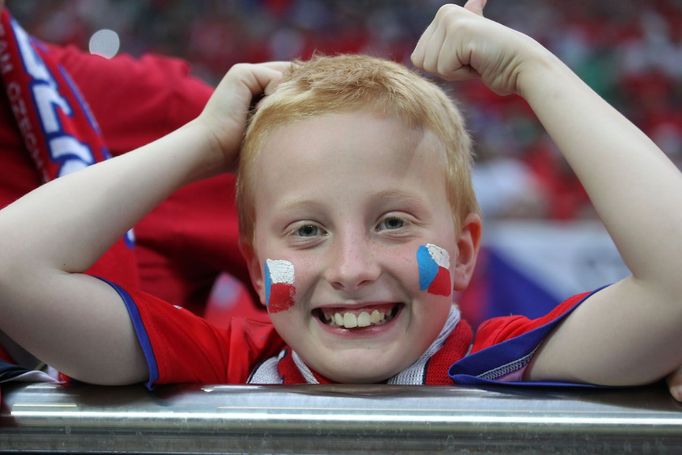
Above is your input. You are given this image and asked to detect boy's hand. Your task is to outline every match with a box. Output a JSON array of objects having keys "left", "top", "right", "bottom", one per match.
[
  {"left": 411, "top": 0, "right": 544, "bottom": 95},
  {"left": 667, "top": 367, "right": 682, "bottom": 402},
  {"left": 198, "top": 62, "right": 291, "bottom": 171}
]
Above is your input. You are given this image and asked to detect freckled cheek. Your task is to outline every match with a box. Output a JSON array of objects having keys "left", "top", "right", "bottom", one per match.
[
  {"left": 388, "top": 252, "right": 424, "bottom": 291},
  {"left": 376, "top": 246, "right": 447, "bottom": 297}
]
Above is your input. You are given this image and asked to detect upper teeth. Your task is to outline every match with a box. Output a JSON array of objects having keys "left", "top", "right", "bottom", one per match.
[{"left": 326, "top": 309, "right": 388, "bottom": 329}]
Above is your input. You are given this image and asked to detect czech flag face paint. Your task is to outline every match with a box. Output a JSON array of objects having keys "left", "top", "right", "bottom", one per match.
[
  {"left": 417, "top": 244, "right": 452, "bottom": 297},
  {"left": 264, "top": 259, "right": 296, "bottom": 313}
]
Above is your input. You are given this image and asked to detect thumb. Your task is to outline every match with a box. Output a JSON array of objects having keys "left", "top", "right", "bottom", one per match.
[{"left": 463, "top": 0, "right": 487, "bottom": 16}]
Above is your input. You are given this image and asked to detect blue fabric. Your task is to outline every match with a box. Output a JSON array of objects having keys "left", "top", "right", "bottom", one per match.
[
  {"left": 450, "top": 286, "right": 609, "bottom": 388},
  {"left": 95, "top": 277, "right": 159, "bottom": 390},
  {"left": 0, "top": 359, "right": 31, "bottom": 383},
  {"left": 485, "top": 249, "right": 561, "bottom": 320}
]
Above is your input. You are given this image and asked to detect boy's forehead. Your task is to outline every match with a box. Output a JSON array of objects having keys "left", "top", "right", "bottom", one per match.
[
  {"left": 251, "top": 111, "right": 450, "bottom": 206},
  {"left": 255, "top": 111, "right": 447, "bottom": 170}
]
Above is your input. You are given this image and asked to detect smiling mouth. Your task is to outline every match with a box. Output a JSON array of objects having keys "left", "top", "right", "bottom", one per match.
[{"left": 312, "top": 303, "right": 403, "bottom": 329}]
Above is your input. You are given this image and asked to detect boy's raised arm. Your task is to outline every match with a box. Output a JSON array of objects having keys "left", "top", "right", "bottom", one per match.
[
  {"left": 0, "top": 62, "right": 289, "bottom": 385},
  {"left": 413, "top": 2, "right": 682, "bottom": 386}
]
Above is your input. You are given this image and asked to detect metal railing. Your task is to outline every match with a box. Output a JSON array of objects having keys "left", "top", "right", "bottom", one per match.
[{"left": 1, "top": 382, "right": 681, "bottom": 453}]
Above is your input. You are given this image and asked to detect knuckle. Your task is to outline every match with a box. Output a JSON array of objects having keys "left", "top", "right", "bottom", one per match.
[
  {"left": 229, "top": 63, "right": 250, "bottom": 74},
  {"left": 440, "top": 7, "right": 469, "bottom": 34},
  {"left": 446, "top": 17, "right": 475, "bottom": 38},
  {"left": 436, "top": 4, "right": 458, "bottom": 20}
]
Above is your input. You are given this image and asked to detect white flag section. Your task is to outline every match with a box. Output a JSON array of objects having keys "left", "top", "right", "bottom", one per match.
[
  {"left": 486, "top": 221, "right": 629, "bottom": 297},
  {"left": 464, "top": 221, "right": 629, "bottom": 324}
]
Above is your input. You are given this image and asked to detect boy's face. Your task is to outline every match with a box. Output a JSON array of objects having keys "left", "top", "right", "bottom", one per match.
[{"left": 245, "top": 111, "right": 480, "bottom": 383}]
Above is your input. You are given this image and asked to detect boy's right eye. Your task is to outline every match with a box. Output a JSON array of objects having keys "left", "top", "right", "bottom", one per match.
[
  {"left": 288, "top": 222, "right": 327, "bottom": 238},
  {"left": 296, "top": 224, "right": 321, "bottom": 237}
]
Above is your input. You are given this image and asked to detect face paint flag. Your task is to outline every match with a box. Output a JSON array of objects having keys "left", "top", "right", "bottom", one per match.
[
  {"left": 417, "top": 244, "right": 451, "bottom": 296},
  {"left": 264, "top": 259, "right": 296, "bottom": 313}
]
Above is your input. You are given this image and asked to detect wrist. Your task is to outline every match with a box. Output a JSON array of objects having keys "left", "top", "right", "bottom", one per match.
[
  {"left": 182, "top": 118, "right": 232, "bottom": 180},
  {"left": 515, "top": 39, "right": 566, "bottom": 99}
]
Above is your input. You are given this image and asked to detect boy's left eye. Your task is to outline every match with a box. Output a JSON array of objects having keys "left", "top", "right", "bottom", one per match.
[{"left": 376, "top": 216, "right": 407, "bottom": 231}]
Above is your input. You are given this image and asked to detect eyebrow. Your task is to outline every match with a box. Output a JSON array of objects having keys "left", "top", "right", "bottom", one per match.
[
  {"left": 279, "top": 190, "right": 425, "bottom": 211},
  {"left": 371, "top": 189, "right": 427, "bottom": 207},
  {"left": 272, "top": 189, "right": 430, "bottom": 231},
  {"left": 278, "top": 198, "right": 327, "bottom": 214}
]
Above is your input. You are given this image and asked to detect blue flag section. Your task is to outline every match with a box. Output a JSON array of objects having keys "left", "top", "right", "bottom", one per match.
[{"left": 459, "top": 221, "right": 629, "bottom": 327}]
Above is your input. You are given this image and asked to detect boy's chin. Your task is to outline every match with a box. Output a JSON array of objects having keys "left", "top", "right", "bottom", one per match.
[
  {"left": 308, "top": 355, "right": 412, "bottom": 384},
  {"left": 322, "top": 369, "right": 395, "bottom": 384}
]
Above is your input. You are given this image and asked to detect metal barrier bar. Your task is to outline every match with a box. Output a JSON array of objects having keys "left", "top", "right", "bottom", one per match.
[{"left": 1, "top": 382, "right": 681, "bottom": 453}]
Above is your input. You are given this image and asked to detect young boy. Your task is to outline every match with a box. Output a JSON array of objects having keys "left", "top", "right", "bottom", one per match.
[{"left": 0, "top": 0, "right": 680, "bottom": 388}]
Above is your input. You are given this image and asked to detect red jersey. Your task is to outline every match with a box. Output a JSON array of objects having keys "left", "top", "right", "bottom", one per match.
[{"left": 101, "top": 278, "right": 599, "bottom": 387}]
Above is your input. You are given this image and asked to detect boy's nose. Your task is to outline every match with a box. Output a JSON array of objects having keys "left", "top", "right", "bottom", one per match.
[{"left": 324, "top": 233, "right": 381, "bottom": 292}]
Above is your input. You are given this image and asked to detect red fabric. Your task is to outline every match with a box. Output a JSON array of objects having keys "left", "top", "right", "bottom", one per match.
[
  {"left": 0, "top": 37, "right": 257, "bottom": 315},
  {"left": 0, "top": 11, "right": 139, "bottom": 287},
  {"left": 45, "top": 45, "right": 210, "bottom": 157},
  {"left": 128, "top": 285, "right": 589, "bottom": 385},
  {"left": 0, "top": 98, "right": 39, "bottom": 207},
  {"left": 129, "top": 288, "right": 284, "bottom": 384},
  {"left": 52, "top": 45, "right": 257, "bottom": 314},
  {"left": 423, "top": 320, "right": 473, "bottom": 385},
  {"left": 471, "top": 291, "right": 591, "bottom": 354},
  {"left": 276, "top": 348, "right": 322, "bottom": 384},
  {"left": 267, "top": 319, "right": 473, "bottom": 385},
  {"left": 1, "top": 15, "right": 111, "bottom": 180},
  {"left": 0, "top": 345, "right": 13, "bottom": 363}
]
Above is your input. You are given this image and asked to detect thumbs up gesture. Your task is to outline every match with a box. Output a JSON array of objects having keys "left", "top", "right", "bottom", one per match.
[{"left": 411, "top": 1, "right": 549, "bottom": 96}]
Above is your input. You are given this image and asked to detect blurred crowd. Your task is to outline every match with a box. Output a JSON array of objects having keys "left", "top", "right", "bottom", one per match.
[{"left": 11, "top": 0, "right": 682, "bottom": 220}]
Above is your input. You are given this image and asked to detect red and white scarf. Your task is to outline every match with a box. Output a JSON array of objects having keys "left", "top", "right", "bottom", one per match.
[
  {"left": 0, "top": 10, "right": 139, "bottom": 287},
  {"left": 249, "top": 305, "right": 472, "bottom": 385}
]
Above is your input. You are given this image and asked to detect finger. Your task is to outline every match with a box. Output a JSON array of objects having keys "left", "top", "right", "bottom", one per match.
[
  {"left": 261, "top": 61, "right": 294, "bottom": 73},
  {"left": 666, "top": 366, "right": 682, "bottom": 402},
  {"left": 263, "top": 71, "right": 284, "bottom": 96},
  {"left": 261, "top": 61, "right": 296, "bottom": 94},
  {"left": 244, "top": 65, "right": 286, "bottom": 96},
  {"left": 228, "top": 64, "right": 284, "bottom": 93},
  {"left": 440, "top": 65, "right": 478, "bottom": 82},
  {"left": 463, "top": 0, "right": 487, "bottom": 16},
  {"left": 421, "top": 23, "right": 447, "bottom": 74},
  {"left": 411, "top": 20, "right": 436, "bottom": 68},
  {"left": 435, "top": 33, "right": 475, "bottom": 81},
  {"left": 213, "top": 64, "right": 282, "bottom": 120}
]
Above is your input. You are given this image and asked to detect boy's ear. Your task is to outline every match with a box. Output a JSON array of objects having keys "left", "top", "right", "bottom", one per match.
[
  {"left": 452, "top": 212, "right": 483, "bottom": 292},
  {"left": 239, "top": 241, "right": 267, "bottom": 306}
]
